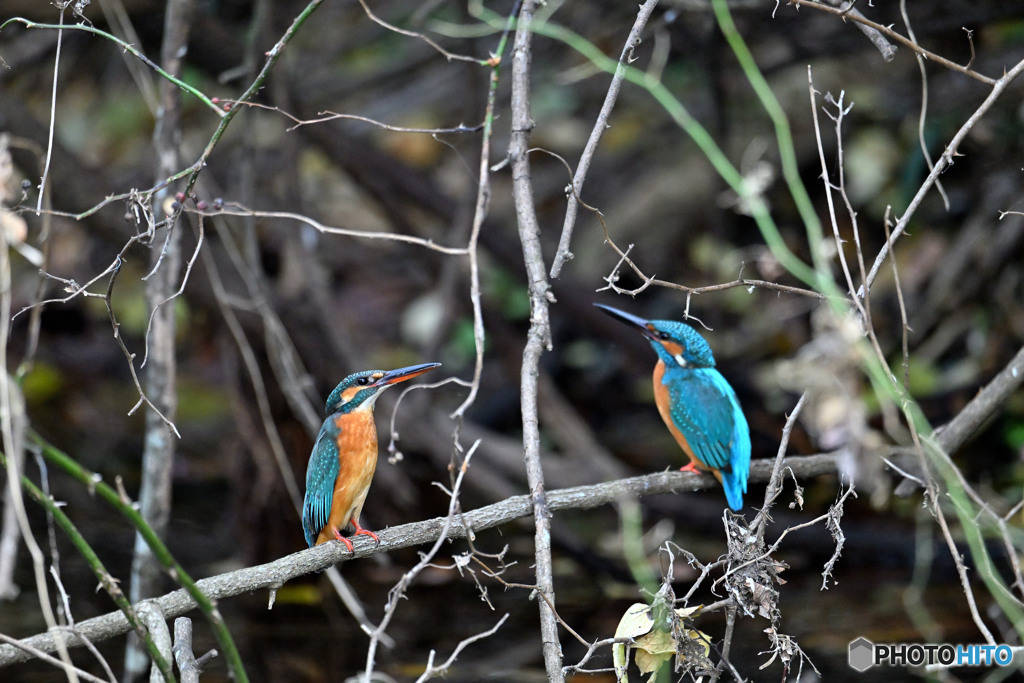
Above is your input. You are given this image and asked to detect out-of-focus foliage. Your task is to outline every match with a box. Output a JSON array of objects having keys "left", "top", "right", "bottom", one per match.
[{"left": 1, "top": 0, "right": 1023, "bottom": 680}]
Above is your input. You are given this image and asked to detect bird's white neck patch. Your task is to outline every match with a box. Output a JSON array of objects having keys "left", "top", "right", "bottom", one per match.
[
  {"left": 355, "top": 389, "right": 386, "bottom": 412},
  {"left": 673, "top": 353, "right": 688, "bottom": 368},
  {"left": 341, "top": 385, "right": 389, "bottom": 412}
]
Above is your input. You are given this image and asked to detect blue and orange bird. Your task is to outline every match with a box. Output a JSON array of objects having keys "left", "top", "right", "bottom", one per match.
[
  {"left": 302, "top": 362, "right": 441, "bottom": 549},
  {"left": 595, "top": 304, "right": 750, "bottom": 510}
]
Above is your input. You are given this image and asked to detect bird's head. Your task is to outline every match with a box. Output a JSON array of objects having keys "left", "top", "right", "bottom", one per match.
[
  {"left": 595, "top": 303, "right": 716, "bottom": 369},
  {"left": 325, "top": 362, "right": 441, "bottom": 414}
]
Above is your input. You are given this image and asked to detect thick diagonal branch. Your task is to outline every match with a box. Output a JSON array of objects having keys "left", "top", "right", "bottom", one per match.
[{"left": 0, "top": 456, "right": 838, "bottom": 668}]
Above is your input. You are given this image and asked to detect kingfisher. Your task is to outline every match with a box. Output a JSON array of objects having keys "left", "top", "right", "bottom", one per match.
[
  {"left": 595, "top": 303, "right": 750, "bottom": 510},
  {"left": 302, "top": 362, "right": 441, "bottom": 549}
]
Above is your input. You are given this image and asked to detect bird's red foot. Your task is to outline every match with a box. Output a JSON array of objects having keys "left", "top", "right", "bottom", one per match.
[
  {"left": 330, "top": 527, "right": 356, "bottom": 552},
  {"left": 679, "top": 461, "right": 701, "bottom": 474},
  {"left": 349, "top": 518, "right": 380, "bottom": 546}
]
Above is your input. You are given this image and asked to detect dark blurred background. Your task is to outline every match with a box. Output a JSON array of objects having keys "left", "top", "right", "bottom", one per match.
[{"left": 1, "top": 0, "right": 1024, "bottom": 680}]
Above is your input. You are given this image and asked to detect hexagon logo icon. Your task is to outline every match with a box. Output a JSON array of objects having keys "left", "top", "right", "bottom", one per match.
[{"left": 848, "top": 637, "right": 875, "bottom": 672}]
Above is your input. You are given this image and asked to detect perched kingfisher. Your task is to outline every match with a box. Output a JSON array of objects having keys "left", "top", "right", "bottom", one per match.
[
  {"left": 302, "top": 362, "right": 441, "bottom": 549},
  {"left": 595, "top": 303, "right": 750, "bottom": 510}
]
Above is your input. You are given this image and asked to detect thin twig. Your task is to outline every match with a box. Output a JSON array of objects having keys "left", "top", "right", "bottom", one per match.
[
  {"left": 752, "top": 392, "right": 809, "bottom": 540},
  {"left": 356, "top": 0, "right": 483, "bottom": 64},
  {"left": 447, "top": 4, "right": 519, "bottom": 419},
  {"left": 882, "top": 207, "right": 912, "bottom": 389},
  {"left": 34, "top": 5, "right": 65, "bottom": 216},
  {"left": 221, "top": 99, "right": 485, "bottom": 134},
  {"left": 899, "top": 0, "right": 949, "bottom": 210},
  {"left": 414, "top": 615, "right": 509, "bottom": 682},
  {"left": 361, "top": 442, "right": 488, "bottom": 680},
  {"left": 549, "top": 0, "right": 660, "bottom": 278},
  {"left": 863, "top": 56, "right": 1024, "bottom": 291},
  {"left": 596, "top": 208, "right": 823, "bottom": 300},
  {"left": 789, "top": 0, "right": 995, "bottom": 85},
  {"left": 197, "top": 205, "right": 469, "bottom": 255},
  {"left": 929, "top": 484, "right": 996, "bottom": 644}
]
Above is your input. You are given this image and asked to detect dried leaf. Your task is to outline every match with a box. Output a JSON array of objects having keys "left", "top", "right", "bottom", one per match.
[
  {"left": 634, "top": 628, "right": 674, "bottom": 679},
  {"left": 612, "top": 603, "right": 711, "bottom": 682}
]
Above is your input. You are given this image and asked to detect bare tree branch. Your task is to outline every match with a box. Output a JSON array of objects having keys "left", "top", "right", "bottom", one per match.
[
  {"left": 508, "top": 1, "right": 565, "bottom": 678},
  {"left": 171, "top": 618, "right": 204, "bottom": 683},
  {"left": 935, "top": 343, "right": 1024, "bottom": 454},
  {"left": 549, "top": 0, "right": 660, "bottom": 278},
  {"left": 790, "top": 0, "right": 993, "bottom": 84},
  {"left": 0, "top": 455, "right": 838, "bottom": 668},
  {"left": 124, "top": 1, "right": 195, "bottom": 677}
]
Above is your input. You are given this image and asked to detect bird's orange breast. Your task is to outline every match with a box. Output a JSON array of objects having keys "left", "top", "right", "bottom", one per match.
[
  {"left": 315, "top": 409, "right": 380, "bottom": 546},
  {"left": 652, "top": 360, "right": 712, "bottom": 475}
]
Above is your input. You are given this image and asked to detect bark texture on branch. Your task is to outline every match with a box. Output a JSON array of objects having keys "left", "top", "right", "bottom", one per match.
[{"left": 0, "top": 455, "right": 837, "bottom": 668}]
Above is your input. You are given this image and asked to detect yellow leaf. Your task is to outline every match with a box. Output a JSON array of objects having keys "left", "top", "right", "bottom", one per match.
[
  {"left": 635, "top": 648, "right": 673, "bottom": 681},
  {"left": 613, "top": 603, "right": 654, "bottom": 682},
  {"left": 635, "top": 628, "right": 675, "bottom": 679}
]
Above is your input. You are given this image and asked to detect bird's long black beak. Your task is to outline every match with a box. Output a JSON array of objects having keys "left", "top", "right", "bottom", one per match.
[
  {"left": 374, "top": 362, "right": 442, "bottom": 387},
  {"left": 594, "top": 303, "right": 657, "bottom": 340}
]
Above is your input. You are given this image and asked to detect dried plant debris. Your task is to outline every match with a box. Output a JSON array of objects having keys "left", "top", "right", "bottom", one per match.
[
  {"left": 612, "top": 584, "right": 713, "bottom": 682},
  {"left": 723, "top": 513, "right": 786, "bottom": 622}
]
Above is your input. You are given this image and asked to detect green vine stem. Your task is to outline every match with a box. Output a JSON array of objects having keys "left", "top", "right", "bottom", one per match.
[
  {"left": 463, "top": 5, "right": 821, "bottom": 290},
  {"left": 0, "top": 449, "right": 176, "bottom": 682},
  {"left": 0, "top": 18, "right": 224, "bottom": 116},
  {"left": 709, "top": 0, "right": 834, "bottom": 285},
  {"left": 29, "top": 433, "right": 248, "bottom": 682},
  {"left": 709, "top": 0, "right": 1024, "bottom": 639},
  {"left": 172, "top": 0, "right": 326, "bottom": 206},
  {"left": 467, "top": 0, "right": 1024, "bottom": 643}
]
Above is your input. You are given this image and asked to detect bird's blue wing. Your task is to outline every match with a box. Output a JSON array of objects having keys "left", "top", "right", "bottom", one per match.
[
  {"left": 664, "top": 368, "right": 750, "bottom": 509},
  {"left": 302, "top": 418, "right": 341, "bottom": 547}
]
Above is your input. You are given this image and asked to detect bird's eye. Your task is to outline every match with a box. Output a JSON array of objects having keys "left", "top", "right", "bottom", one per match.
[
  {"left": 356, "top": 377, "right": 370, "bottom": 386},
  {"left": 658, "top": 331, "right": 670, "bottom": 341}
]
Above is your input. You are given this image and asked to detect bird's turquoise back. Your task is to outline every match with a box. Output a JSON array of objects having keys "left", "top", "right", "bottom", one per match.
[
  {"left": 302, "top": 418, "right": 341, "bottom": 548},
  {"left": 661, "top": 366, "right": 750, "bottom": 511}
]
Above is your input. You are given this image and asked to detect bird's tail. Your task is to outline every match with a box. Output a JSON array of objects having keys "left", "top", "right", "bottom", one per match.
[
  {"left": 720, "top": 468, "right": 747, "bottom": 511},
  {"left": 721, "top": 402, "right": 751, "bottom": 511}
]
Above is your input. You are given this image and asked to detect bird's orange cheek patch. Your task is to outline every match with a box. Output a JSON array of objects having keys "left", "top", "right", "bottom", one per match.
[{"left": 659, "top": 340, "right": 684, "bottom": 357}]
